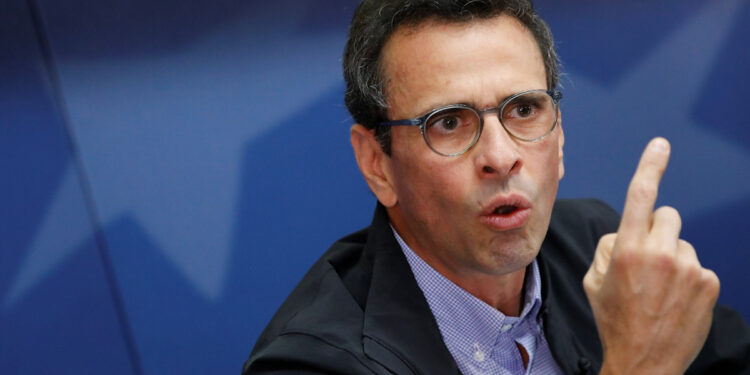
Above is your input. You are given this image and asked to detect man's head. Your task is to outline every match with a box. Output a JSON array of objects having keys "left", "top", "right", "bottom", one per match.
[
  {"left": 347, "top": 0, "right": 565, "bottom": 294},
  {"left": 343, "top": 0, "right": 559, "bottom": 153}
]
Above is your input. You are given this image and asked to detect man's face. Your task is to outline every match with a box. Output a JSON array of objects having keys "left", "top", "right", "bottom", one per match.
[{"left": 379, "top": 15, "right": 564, "bottom": 280}]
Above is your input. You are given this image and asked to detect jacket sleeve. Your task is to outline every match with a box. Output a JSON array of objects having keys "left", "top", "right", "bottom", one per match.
[
  {"left": 243, "top": 332, "right": 380, "bottom": 375},
  {"left": 688, "top": 304, "right": 750, "bottom": 375}
]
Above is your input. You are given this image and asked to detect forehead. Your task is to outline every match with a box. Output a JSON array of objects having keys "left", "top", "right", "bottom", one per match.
[{"left": 380, "top": 15, "right": 546, "bottom": 117}]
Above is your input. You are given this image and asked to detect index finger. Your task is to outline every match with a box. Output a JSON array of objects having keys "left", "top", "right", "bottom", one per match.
[{"left": 618, "top": 137, "right": 671, "bottom": 240}]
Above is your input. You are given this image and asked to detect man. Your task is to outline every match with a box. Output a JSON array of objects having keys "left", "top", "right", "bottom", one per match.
[{"left": 244, "top": 0, "right": 750, "bottom": 374}]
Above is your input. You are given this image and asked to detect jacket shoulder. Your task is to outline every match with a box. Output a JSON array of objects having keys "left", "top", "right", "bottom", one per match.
[
  {"left": 550, "top": 199, "right": 620, "bottom": 237},
  {"left": 546, "top": 198, "right": 620, "bottom": 262},
  {"left": 244, "top": 227, "right": 383, "bottom": 374},
  {"left": 688, "top": 298, "right": 750, "bottom": 374},
  {"left": 243, "top": 330, "right": 383, "bottom": 374}
]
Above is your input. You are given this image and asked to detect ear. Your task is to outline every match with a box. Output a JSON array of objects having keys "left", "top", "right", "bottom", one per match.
[
  {"left": 350, "top": 124, "right": 399, "bottom": 207},
  {"left": 557, "top": 109, "right": 565, "bottom": 180}
]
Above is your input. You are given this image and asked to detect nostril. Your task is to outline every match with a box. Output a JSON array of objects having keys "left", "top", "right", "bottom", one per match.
[{"left": 482, "top": 166, "right": 495, "bottom": 174}]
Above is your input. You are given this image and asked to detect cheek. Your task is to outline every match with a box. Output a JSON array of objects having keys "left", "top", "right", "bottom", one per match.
[
  {"left": 537, "top": 133, "right": 563, "bottom": 169},
  {"left": 541, "top": 152, "right": 562, "bottom": 191},
  {"left": 407, "top": 161, "right": 467, "bottom": 203},
  {"left": 525, "top": 137, "right": 563, "bottom": 194},
  {"left": 392, "top": 154, "right": 473, "bottom": 224}
]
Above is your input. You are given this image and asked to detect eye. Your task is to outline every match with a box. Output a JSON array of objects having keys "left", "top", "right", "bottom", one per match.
[
  {"left": 506, "top": 101, "right": 538, "bottom": 119},
  {"left": 500, "top": 92, "right": 557, "bottom": 141},
  {"left": 426, "top": 108, "right": 474, "bottom": 134},
  {"left": 516, "top": 103, "right": 533, "bottom": 117},
  {"left": 423, "top": 106, "right": 481, "bottom": 155},
  {"left": 431, "top": 114, "right": 461, "bottom": 131}
]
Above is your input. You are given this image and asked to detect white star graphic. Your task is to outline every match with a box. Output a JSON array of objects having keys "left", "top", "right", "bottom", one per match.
[
  {"left": 4, "top": 6, "right": 347, "bottom": 307},
  {"left": 558, "top": 0, "right": 749, "bottom": 218}
]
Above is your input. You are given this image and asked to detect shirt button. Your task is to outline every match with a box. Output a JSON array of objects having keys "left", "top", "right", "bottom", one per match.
[
  {"left": 472, "top": 343, "right": 485, "bottom": 362},
  {"left": 501, "top": 324, "right": 512, "bottom": 332}
]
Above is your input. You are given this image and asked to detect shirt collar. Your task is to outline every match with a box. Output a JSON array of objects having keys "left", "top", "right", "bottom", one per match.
[{"left": 391, "top": 226, "right": 543, "bottom": 362}]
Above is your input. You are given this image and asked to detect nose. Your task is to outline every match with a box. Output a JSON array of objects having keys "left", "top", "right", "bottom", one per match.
[{"left": 473, "top": 115, "right": 522, "bottom": 179}]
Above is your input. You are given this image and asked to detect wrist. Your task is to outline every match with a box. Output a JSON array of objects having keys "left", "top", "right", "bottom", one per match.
[
  {"left": 598, "top": 360, "right": 620, "bottom": 375},
  {"left": 599, "top": 355, "right": 684, "bottom": 375}
]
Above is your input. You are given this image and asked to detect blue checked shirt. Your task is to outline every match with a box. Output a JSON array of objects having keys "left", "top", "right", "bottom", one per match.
[{"left": 393, "top": 228, "right": 563, "bottom": 375}]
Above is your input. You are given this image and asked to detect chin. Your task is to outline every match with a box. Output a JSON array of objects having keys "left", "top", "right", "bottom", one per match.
[{"left": 482, "top": 241, "right": 539, "bottom": 275}]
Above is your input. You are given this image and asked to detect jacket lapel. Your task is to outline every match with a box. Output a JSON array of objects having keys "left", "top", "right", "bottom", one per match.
[
  {"left": 537, "top": 242, "right": 601, "bottom": 375},
  {"left": 361, "top": 204, "right": 461, "bottom": 375}
]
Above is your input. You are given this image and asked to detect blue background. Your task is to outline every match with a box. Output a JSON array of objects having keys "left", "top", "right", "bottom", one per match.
[{"left": 1, "top": 0, "right": 748, "bottom": 373}]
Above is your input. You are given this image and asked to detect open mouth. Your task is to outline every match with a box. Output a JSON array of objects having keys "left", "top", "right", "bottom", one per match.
[
  {"left": 482, "top": 204, "right": 530, "bottom": 230},
  {"left": 480, "top": 196, "right": 531, "bottom": 230},
  {"left": 493, "top": 205, "right": 518, "bottom": 215}
]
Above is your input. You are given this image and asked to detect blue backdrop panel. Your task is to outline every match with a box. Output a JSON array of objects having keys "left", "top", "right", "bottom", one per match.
[
  {"left": 33, "top": 0, "right": 366, "bottom": 372},
  {"left": 2, "top": 0, "right": 748, "bottom": 373},
  {"left": 0, "top": 0, "right": 136, "bottom": 373}
]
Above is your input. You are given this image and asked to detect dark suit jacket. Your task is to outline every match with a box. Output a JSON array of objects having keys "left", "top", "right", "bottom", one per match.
[{"left": 244, "top": 199, "right": 750, "bottom": 374}]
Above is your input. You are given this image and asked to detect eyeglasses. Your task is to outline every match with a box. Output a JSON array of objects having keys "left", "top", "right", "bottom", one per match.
[{"left": 379, "top": 89, "right": 563, "bottom": 156}]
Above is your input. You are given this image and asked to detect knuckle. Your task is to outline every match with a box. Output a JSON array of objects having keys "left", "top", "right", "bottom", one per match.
[
  {"left": 629, "top": 180, "right": 657, "bottom": 202},
  {"left": 582, "top": 272, "right": 601, "bottom": 297},
  {"left": 597, "top": 233, "right": 617, "bottom": 249},
  {"left": 682, "top": 262, "right": 701, "bottom": 282},
  {"left": 703, "top": 269, "right": 721, "bottom": 292},
  {"left": 655, "top": 205, "right": 681, "bottom": 224},
  {"left": 582, "top": 274, "right": 593, "bottom": 292},
  {"left": 614, "top": 236, "right": 639, "bottom": 254},
  {"left": 611, "top": 247, "right": 640, "bottom": 268},
  {"left": 643, "top": 240, "right": 660, "bottom": 253},
  {"left": 678, "top": 239, "right": 695, "bottom": 253},
  {"left": 676, "top": 239, "right": 698, "bottom": 262},
  {"left": 653, "top": 251, "right": 677, "bottom": 272}
]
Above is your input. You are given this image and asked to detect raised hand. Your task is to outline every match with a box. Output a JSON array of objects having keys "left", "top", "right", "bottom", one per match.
[{"left": 583, "top": 138, "right": 720, "bottom": 375}]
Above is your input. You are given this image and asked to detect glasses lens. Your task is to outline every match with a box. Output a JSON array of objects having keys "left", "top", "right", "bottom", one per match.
[
  {"left": 501, "top": 91, "right": 556, "bottom": 141},
  {"left": 424, "top": 106, "right": 481, "bottom": 155}
]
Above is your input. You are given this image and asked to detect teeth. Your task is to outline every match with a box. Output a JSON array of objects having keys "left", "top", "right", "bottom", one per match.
[{"left": 494, "top": 205, "right": 516, "bottom": 215}]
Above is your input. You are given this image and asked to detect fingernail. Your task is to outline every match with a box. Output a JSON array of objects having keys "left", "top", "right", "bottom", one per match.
[{"left": 650, "top": 138, "right": 670, "bottom": 154}]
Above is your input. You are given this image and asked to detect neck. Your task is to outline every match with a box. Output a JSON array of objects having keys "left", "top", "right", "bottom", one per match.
[
  {"left": 387, "top": 207, "right": 529, "bottom": 316},
  {"left": 435, "top": 262, "right": 527, "bottom": 316},
  {"left": 401, "top": 237, "right": 527, "bottom": 315}
]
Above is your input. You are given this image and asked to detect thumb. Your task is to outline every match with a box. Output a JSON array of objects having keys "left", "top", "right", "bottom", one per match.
[{"left": 584, "top": 233, "right": 617, "bottom": 293}]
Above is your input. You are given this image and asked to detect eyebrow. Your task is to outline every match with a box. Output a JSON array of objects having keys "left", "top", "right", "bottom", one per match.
[
  {"left": 416, "top": 101, "right": 474, "bottom": 117},
  {"left": 419, "top": 95, "right": 512, "bottom": 116}
]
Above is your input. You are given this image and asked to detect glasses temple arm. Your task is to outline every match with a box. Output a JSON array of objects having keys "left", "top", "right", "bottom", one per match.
[{"left": 379, "top": 119, "right": 423, "bottom": 127}]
